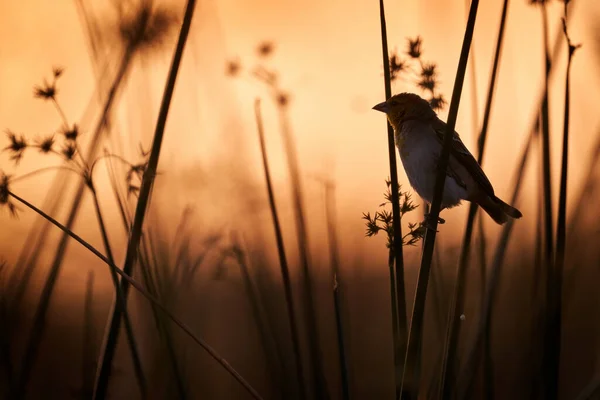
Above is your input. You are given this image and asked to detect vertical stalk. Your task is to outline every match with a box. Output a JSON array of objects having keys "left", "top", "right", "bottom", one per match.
[
  {"left": 89, "top": 184, "right": 147, "bottom": 397},
  {"left": 93, "top": 1, "right": 197, "bottom": 398},
  {"left": 12, "top": 49, "right": 134, "bottom": 400},
  {"left": 378, "top": 3, "right": 407, "bottom": 398},
  {"left": 322, "top": 181, "right": 349, "bottom": 400},
  {"left": 402, "top": 2, "right": 479, "bottom": 398},
  {"left": 439, "top": 1, "right": 509, "bottom": 397},
  {"left": 254, "top": 100, "right": 306, "bottom": 399},
  {"left": 548, "top": 7, "right": 580, "bottom": 399}
]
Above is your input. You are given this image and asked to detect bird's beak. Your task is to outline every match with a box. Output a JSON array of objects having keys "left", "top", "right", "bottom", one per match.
[{"left": 372, "top": 101, "right": 390, "bottom": 113}]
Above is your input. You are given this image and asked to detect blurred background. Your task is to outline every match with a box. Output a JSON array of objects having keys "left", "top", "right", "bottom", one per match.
[{"left": 0, "top": 0, "right": 599, "bottom": 399}]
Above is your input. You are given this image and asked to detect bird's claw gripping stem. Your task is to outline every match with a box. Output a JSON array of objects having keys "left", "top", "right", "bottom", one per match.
[{"left": 421, "top": 213, "right": 445, "bottom": 232}]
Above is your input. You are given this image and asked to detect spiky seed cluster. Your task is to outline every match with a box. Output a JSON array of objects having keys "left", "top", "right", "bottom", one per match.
[
  {"left": 0, "top": 172, "right": 18, "bottom": 216},
  {"left": 389, "top": 36, "right": 447, "bottom": 112},
  {"left": 363, "top": 179, "right": 425, "bottom": 248},
  {"left": 118, "top": 3, "right": 178, "bottom": 54},
  {"left": 3, "top": 131, "right": 28, "bottom": 164},
  {"left": 1, "top": 68, "right": 149, "bottom": 216}
]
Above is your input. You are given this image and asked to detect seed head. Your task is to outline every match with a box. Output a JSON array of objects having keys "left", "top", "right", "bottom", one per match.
[
  {"left": 62, "top": 124, "right": 79, "bottom": 141},
  {"left": 53, "top": 66, "right": 64, "bottom": 78},
  {"left": 421, "top": 62, "right": 437, "bottom": 79},
  {"left": 35, "top": 135, "right": 55, "bottom": 154},
  {"left": 118, "top": 3, "right": 178, "bottom": 54},
  {"left": 3, "top": 130, "right": 28, "bottom": 164},
  {"left": 406, "top": 37, "right": 423, "bottom": 59},
  {"left": 226, "top": 60, "right": 241, "bottom": 77},
  {"left": 0, "top": 172, "right": 18, "bottom": 217},
  {"left": 257, "top": 42, "right": 274, "bottom": 57},
  {"left": 276, "top": 92, "right": 289, "bottom": 107},
  {"left": 33, "top": 80, "right": 57, "bottom": 100},
  {"left": 61, "top": 141, "right": 77, "bottom": 160},
  {"left": 389, "top": 52, "right": 407, "bottom": 81},
  {"left": 429, "top": 95, "right": 447, "bottom": 112},
  {"left": 418, "top": 77, "right": 436, "bottom": 92}
]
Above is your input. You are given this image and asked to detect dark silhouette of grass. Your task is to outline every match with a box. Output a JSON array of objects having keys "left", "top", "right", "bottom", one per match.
[
  {"left": 548, "top": 5, "right": 581, "bottom": 399},
  {"left": 536, "top": 3, "right": 556, "bottom": 396},
  {"left": 254, "top": 99, "right": 307, "bottom": 399},
  {"left": 321, "top": 179, "right": 350, "bottom": 400},
  {"left": 5, "top": 187, "right": 264, "bottom": 400},
  {"left": 93, "top": 1, "right": 197, "bottom": 397},
  {"left": 439, "top": 0, "right": 509, "bottom": 397},
  {"left": 7, "top": 71, "right": 147, "bottom": 400},
  {"left": 401, "top": 1, "right": 479, "bottom": 398},
  {"left": 377, "top": 2, "right": 408, "bottom": 397},
  {"left": 459, "top": 125, "right": 535, "bottom": 399},
  {"left": 80, "top": 271, "right": 96, "bottom": 399},
  {"left": 225, "top": 234, "right": 287, "bottom": 395}
]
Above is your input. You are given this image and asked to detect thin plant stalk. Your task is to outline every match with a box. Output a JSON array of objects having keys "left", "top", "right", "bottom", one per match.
[
  {"left": 81, "top": 271, "right": 96, "bottom": 399},
  {"left": 401, "top": 1, "right": 479, "bottom": 398},
  {"left": 254, "top": 99, "right": 306, "bottom": 399},
  {"left": 275, "top": 94, "right": 328, "bottom": 397},
  {"left": 322, "top": 181, "right": 349, "bottom": 400},
  {"left": 378, "top": 2, "right": 407, "bottom": 397},
  {"left": 7, "top": 190, "right": 264, "bottom": 400},
  {"left": 547, "top": 8, "right": 580, "bottom": 399},
  {"left": 93, "top": 1, "right": 197, "bottom": 398},
  {"left": 89, "top": 184, "right": 147, "bottom": 397},
  {"left": 439, "top": 0, "right": 509, "bottom": 397},
  {"left": 539, "top": 3, "right": 555, "bottom": 394},
  {"left": 137, "top": 239, "right": 188, "bottom": 399},
  {"left": 459, "top": 126, "right": 535, "bottom": 400},
  {"left": 11, "top": 47, "right": 136, "bottom": 400},
  {"left": 233, "top": 238, "right": 286, "bottom": 395}
]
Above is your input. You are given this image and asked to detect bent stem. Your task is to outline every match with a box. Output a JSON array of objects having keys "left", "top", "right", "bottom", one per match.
[{"left": 7, "top": 190, "right": 264, "bottom": 400}]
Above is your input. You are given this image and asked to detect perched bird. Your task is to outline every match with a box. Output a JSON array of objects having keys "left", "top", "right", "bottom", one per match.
[{"left": 372, "top": 92, "right": 522, "bottom": 225}]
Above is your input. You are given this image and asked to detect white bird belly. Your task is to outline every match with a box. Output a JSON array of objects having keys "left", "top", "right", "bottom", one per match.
[{"left": 396, "top": 123, "right": 467, "bottom": 209}]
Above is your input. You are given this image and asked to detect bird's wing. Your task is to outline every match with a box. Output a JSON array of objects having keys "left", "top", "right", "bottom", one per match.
[{"left": 431, "top": 117, "right": 495, "bottom": 196}]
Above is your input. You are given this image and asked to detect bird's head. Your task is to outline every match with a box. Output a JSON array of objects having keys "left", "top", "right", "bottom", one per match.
[{"left": 372, "top": 92, "right": 436, "bottom": 130}]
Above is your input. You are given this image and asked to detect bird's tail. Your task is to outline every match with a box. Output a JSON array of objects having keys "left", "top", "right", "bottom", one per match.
[{"left": 477, "top": 195, "right": 523, "bottom": 225}]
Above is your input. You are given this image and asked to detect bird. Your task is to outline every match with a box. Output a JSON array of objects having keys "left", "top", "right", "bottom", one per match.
[{"left": 372, "top": 92, "right": 522, "bottom": 225}]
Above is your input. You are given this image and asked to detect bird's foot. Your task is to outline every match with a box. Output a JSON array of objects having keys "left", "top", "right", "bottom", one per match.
[{"left": 421, "top": 213, "right": 445, "bottom": 232}]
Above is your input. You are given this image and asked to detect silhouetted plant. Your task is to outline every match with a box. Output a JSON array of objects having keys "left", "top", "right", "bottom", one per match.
[
  {"left": 363, "top": 179, "right": 425, "bottom": 249},
  {"left": 389, "top": 36, "right": 447, "bottom": 112}
]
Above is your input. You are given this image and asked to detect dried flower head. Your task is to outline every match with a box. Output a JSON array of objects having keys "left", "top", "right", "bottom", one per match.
[
  {"left": 3, "top": 130, "right": 28, "bottom": 164},
  {"left": 61, "top": 124, "right": 79, "bottom": 141},
  {"left": 420, "top": 62, "right": 437, "bottom": 79},
  {"left": 0, "top": 172, "right": 9, "bottom": 205},
  {"left": 53, "top": 66, "right": 64, "bottom": 78},
  {"left": 363, "top": 180, "right": 423, "bottom": 248},
  {"left": 407, "top": 37, "right": 423, "bottom": 59},
  {"left": 226, "top": 60, "right": 241, "bottom": 77},
  {"left": 118, "top": 3, "right": 178, "bottom": 54},
  {"left": 35, "top": 135, "right": 55, "bottom": 154},
  {"left": 429, "top": 94, "right": 447, "bottom": 112},
  {"left": 417, "top": 77, "right": 436, "bottom": 92},
  {"left": 0, "top": 172, "right": 18, "bottom": 217},
  {"left": 389, "top": 52, "right": 407, "bottom": 81},
  {"left": 257, "top": 42, "right": 274, "bottom": 57},
  {"left": 276, "top": 92, "right": 289, "bottom": 107},
  {"left": 33, "top": 80, "right": 57, "bottom": 100},
  {"left": 61, "top": 141, "right": 77, "bottom": 160}
]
